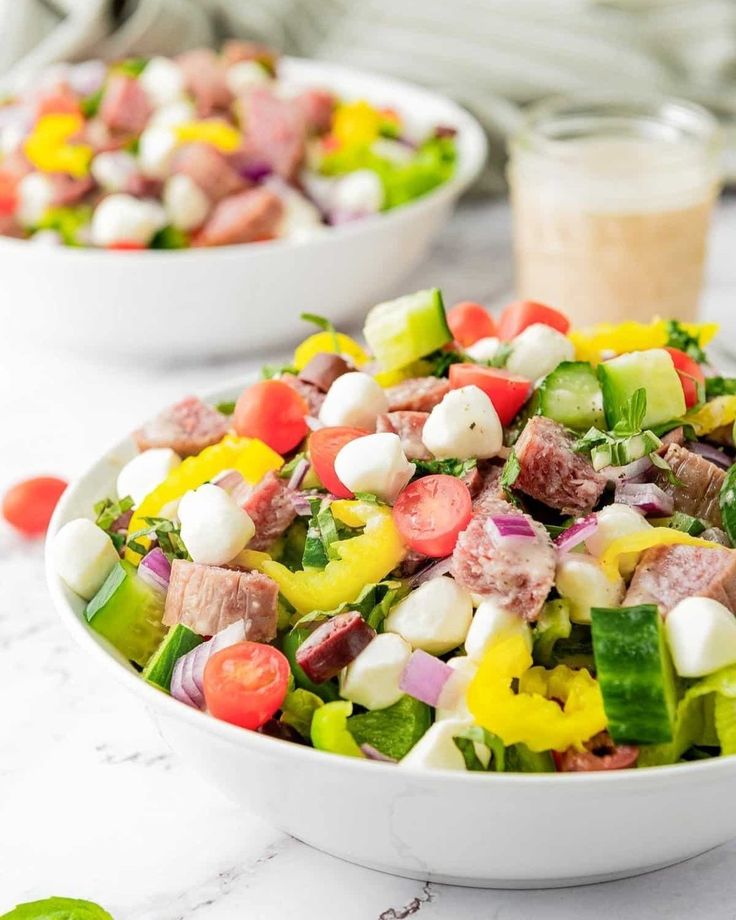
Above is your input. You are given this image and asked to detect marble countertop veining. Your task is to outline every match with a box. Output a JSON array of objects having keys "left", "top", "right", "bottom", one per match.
[{"left": 2, "top": 199, "right": 736, "bottom": 920}]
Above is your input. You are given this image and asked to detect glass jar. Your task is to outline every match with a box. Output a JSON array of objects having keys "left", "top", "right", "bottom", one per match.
[{"left": 508, "top": 97, "right": 722, "bottom": 328}]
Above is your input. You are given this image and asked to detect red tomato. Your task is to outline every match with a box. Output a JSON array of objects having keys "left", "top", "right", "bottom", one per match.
[
  {"left": 0, "top": 173, "right": 16, "bottom": 217},
  {"left": 106, "top": 241, "right": 147, "bottom": 251},
  {"left": 233, "top": 379, "right": 309, "bottom": 454},
  {"left": 447, "top": 301, "right": 496, "bottom": 348},
  {"left": 309, "top": 426, "right": 369, "bottom": 498},
  {"left": 36, "top": 91, "right": 81, "bottom": 118},
  {"left": 664, "top": 347, "right": 705, "bottom": 409},
  {"left": 497, "top": 300, "right": 570, "bottom": 340},
  {"left": 392, "top": 475, "right": 472, "bottom": 558},
  {"left": 2, "top": 476, "right": 68, "bottom": 536},
  {"left": 449, "top": 364, "right": 531, "bottom": 426},
  {"left": 203, "top": 642, "right": 290, "bottom": 730}
]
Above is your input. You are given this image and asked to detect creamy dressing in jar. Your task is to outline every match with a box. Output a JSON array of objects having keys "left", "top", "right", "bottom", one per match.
[{"left": 508, "top": 99, "right": 721, "bottom": 327}]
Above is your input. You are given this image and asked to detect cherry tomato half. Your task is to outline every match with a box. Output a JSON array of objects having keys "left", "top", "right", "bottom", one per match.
[
  {"left": 447, "top": 301, "right": 496, "bottom": 348},
  {"left": 449, "top": 364, "right": 531, "bottom": 426},
  {"left": 233, "top": 379, "right": 309, "bottom": 454},
  {"left": 203, "top": 641, "right": 290, "bottom": 730},
  {"left": 106, "top": 240, "right": 147, "bottom": 251},
  {"left": 664, "top": 347, "right": 705, "bottom": 409},
  {"left": 309, "top": 426, "right": 369, "bottom": 498},
  {"left": 2, "top": 476, "right": 68, "bottom": 536},
  {"left": 497, "top": 300, "right": 570, "bottom": 341},
  {"left": 392, "top": 474, "right": 472, "bottom": 558}
]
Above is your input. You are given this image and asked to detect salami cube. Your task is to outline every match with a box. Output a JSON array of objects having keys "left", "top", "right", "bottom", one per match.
[
  {"left": 133, "top": 395, "right": 229, "bottom": 457},
  {"left": 295, "top": 611, "right": 376, "bottom": 683}
]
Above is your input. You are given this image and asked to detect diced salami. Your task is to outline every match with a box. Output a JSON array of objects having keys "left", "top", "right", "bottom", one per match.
[
  {"left": 452, "top": 499, "right": 556, "bottom": 621},
  {"left": 296, "top": 89, "right": 336, "bottom": 134},
  {"left": 652, "top": 443, "right": 725, "bottom": 528},
  {"left": 471, "top": 462, "right": 504, "bottom": 511},
  {"left": 221, "top": 39, "right": 278, "bottom": 73},
  {"left": 281, "top": 373, "right": 325, "bottom": 416},
  {"left": 164, "top": 560, "right": 279, "bottom": 639},
  {"left": 99, "top": 75, "right": 151, "bottom": 134},
  {"left": 385, "top": 377, "right": 450, "bottom": 413},
  {"left": 133, "top": 395, "right": 228, "bottom": 457},
  {"left": 240, "top": 470, "right": 297, "bottom": 551},
  {"left": 555, "top": 733, "right": 639, "bottom": 772},
  {"left": 295, "top": 611, "right": 376, "bottom": 682},
  {"left": 393, "top": 549, "right": 429, "bottom": 578},
  {"left": 624, "top": 544, "right": 736, "bottom": 614},
  {"left": 242, "top": 87, "right": 306, "bottom": 181},
  {"left": 701, "top": 527, "right": 731, "bottom": 546},
  {"left": 298, "top": 353, "right": 353, "bottom": 392},
  {"left": 513, "top": 416, "right": 606, "bottom": 516},
  {"left": 461, "top": 464, "right": 484, "bottom": 498},
  {"left": 659, "top": 427, "right": 685, "bottom": 450},
  {"left": 172, "top": 142, "right": 244, "bottom": 203},
  {"left": 196, "top": 187, "right": 283, "bottom": 246},
  {"left": 50, "top": 173, "right": 93, "bottom": 205},
  {"left": 376, "top": 411, "right": 431, "bottom": 460},
  {"left": 176, "top": 48, "right": 232, "bottom": 115}
]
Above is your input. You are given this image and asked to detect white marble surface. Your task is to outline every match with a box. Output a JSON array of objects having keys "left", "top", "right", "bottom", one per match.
[{"left": 2, "top": 198, "right": 736, "bottom": 918}]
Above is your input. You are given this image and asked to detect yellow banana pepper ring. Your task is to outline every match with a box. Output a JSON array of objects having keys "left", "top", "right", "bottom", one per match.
[
  {"left": 174, "top": 121, "right": 242, "bottom": 153},
  {"left": 570, "top": 319, "right": 718, "bottom": 365},
  {"left": 125, "top": 435, "right": 282, "bottom": 563},
  {"left": 261, "top": 500, "right": 406, "bottom": 614},
  {"left": 467, "top": 633, "right": 607, "bottom": 752},
  {"left": 24, "top": 113, "right": 93, "bottom": 178},
  {"left": 293, "top": 332, "right": 369, "bottom": 372},
  {"left": 598, "top": 530, "right": 722, "bottom": 581},
  {"left": 332, "top": 100, "right": 382, "bottom": 148},
  {"left": 686, "top": 396, "right": 736, "bottom": 437}
]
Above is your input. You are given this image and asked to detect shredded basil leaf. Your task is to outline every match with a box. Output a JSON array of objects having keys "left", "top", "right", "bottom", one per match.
[
  {"left": 452, "top": 725, "right": 506, "bottom": 772},
  {"left": 613, "top": 388, "right": 647, "bottom": 437},
  {"left": 214, "top": 400, "right": 236, "bottom": 416},
  {"left": 261, "top": 363, "right": 298, "bottom": 380},
  {"left": 300, "top": 312, "right": 341, "bottom": 352},
  {"left": 649, "top": 450, "right": 684, "bottom": 487},
  {"left": 353, "top": 491, "right": 379, "bottom": 503},
  {"left": 293, "top": 580, "right": 407, "bottom": 630},
  {"left": 150, "top": 225, "right": 188, "bottom": 249},
  {"left": 413, "top": 457, "right": 477, "bottom": 478},
  {"left": 421, "top": 348, "right": 465, "bottom": 378},
  {"left": 665, "top": 320, "right": 708, "bottom": 364},
  {"left": 499, "top": 449, "right": 520, "bottom": 499},
  {"left": 486, "top": 341, "right": 512, "bottom": 369},
  {"left": 706, "top": 377, "right": 736, "bottom": 399},
  {"left": 127, "top": 516, "right": 190, "bottom": 561}
]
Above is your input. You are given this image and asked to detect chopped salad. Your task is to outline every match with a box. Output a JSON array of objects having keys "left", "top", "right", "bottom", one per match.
[
  {"left": 53, "top": 291, "right": 736, "bottom": 772},
  {"left": 0, "top": 44, "right": 456, "bottom": 249}
]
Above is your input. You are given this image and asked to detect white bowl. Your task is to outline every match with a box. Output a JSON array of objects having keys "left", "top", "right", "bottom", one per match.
[
  {"left": 3, "top": 58, "right": 486, "bottom": 362},
  {"left": 45, "top": 382, "right": 736, "bottom": 888}
]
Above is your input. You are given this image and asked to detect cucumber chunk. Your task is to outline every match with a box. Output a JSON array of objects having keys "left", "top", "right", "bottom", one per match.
[
  {"left": 85, "top": 560, "right": 167, "bottom": 667},
  {"left": 348, "top": 694, "right": 431, "bottom": 760},
  {"left": 590, "top": 430, "right": 662, "bottom": 471},
  {"left": 598, "top": 349, "right": 686, "bottom": 429},
  {"left": 720, "top": 464, "right": 736, "bottom": 545},
  {"left": 591, "top": 605, "right": 677, "bottom": 744},
  {"left": 363, "top": 288, "right": 451, "bottom": 371},
  {"left": 505, "top": 744, "right": 556, "bottom": 773},
  {"left": 142, "top": 624, "right": 203, "bottom": 692},
  {"left": 536, "top": 362, "right": 604, "bottom": 431}
]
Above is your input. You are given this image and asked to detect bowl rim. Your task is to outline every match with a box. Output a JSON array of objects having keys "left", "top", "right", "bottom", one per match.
[
  {"left": 3, "top": 55, "right": 487, "bottom": 262},
  {"left": 44, "top": 377, "right": 736, "bottom": 787}
]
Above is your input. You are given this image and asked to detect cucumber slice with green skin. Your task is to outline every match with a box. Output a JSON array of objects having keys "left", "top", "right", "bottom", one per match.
[
  {"left": 590, "top": 430, "right": 662, "bottom": 471},
  {"left": 363, "top": 288, "right": 451, "bottom": 372},
  {"left": 719, "top": 464, "right": 736, "bottom": 545},
  {"left": 669, "top": 511, "right": 706, "bottom": 537},
  {"left": 85, "top": 561, "right": 166, "bottom": 667},
  {"left": 590, "top": 605, "right": 677, "bottom": 744},
  {"left": 348, "top": 694, "right": 431, "bottom": 761},
  {"left": 536, "top": 362, "right": 604, "bottom": 431},
  {"left": 505, "top": 744, "right": 556, "bottom": 773},
  {"left": 598, "top": 349, "right": 686, "bottom": 429},
  {"left": 142, "top": 624, "right": 203, "bottom": 692},
  {"left": 282, "top": 629, "right": 340, "bottom": 702}
]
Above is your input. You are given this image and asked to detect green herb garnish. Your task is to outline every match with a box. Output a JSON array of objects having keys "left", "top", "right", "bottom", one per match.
[
  {"left": 413, "top": 457, "right": 477, "bottom": 479},
  {"left": 665, "top": 320, "right": 708, "bottom": 364},
  {"left": 499, "top": 449, "right": 520, "bottom": 499},
  {"left": 127, "top": 517, "right": 190, "bottom": 561},
  {"left": 300, "top": 312, "right": 341, "bottom": 353},
  {"left": 706, "top": 378, "right": 736, "bottom": 399},
  {"left": 215, "top": 400, "right": 236, "bottom": 416}
]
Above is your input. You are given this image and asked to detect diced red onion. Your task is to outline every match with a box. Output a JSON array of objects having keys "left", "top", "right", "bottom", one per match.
[
  {"left": 69, "top": 59, "right": 107, "bottom": 96},
  {"left": 138, "top": 547, "right": 171, "bottom": 592},
  {"left": 305, "top": 416, "right": 324, "bottom": 431},
  {"left": 614, "top": 482, "right": 675, "bottom": 516},
  {"left": 170, "top": 620, "right": 246, "bottom": 710},
  {"left": 110, "top": 509, "right": 133, "bottom": 533},
  {"left": 399, "top": 649, "right": 454, "bottom": 707},
  {"left": 487, "top": 514, "right": 536, "bottom": 543},
  {"left": 409, "top": 556, "right": 453, "bottom": 587},
  {"left": 290, "top": 490, "right": 322, "bottom": 516},
  {"left": 212, "top": 469, "right": 246, "bottom": 493},
  {"left": 239, "top": 161, "right": 272, "bottom": 182},
  {"left": 360, "top": 744, "right": 397, "bottom": 763},
  {"left": 599, "top": 455, "right": 653, "bottom": 483},
  {"left": 554, "top": 515, "right": 598, "bottom": 553},
  {"left": 688, "top": 442, "right": 732, "bottom": 470},
  {"left": 288, "top": 457, "right": 311, "bottom": 491}
]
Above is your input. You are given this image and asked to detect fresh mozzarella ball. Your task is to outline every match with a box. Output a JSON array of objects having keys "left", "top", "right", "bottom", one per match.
[
  {"left": 422, "top": 385, "right": 503, "bottom": 460},
  {"left": 116, "top": 448, "right": 181, "bottom": 506},
  {"left": 400, "top": 718, "right": 490, "bottom": 771},
  {"left": 465, "top": 336, "right": 501, "bottom": 363},
  {"left": 178, "top": 483, "right": 254, "bottom": 565},
  {"left": 332, "top": 170, "right": 384, "bottom": 215},
  {"left": 318, "top": 372, "right": 389, "bottom": 430},
  {"left": 226, "top": 60, "right": 271, "bottom": 95},
  {"left": 138, "top": 125, "right": 178, "bottom": 178},
  {"left": 90, "top": 194, "right": 166, "bottom": 247},
  {"left": 269, "top": 181, "right": 324, "bottom": 242},
  {"left": 52, "top": 519, "right": 120, "bottom": 600},
  {"left": 555, "top": 553, "right": 624, "bottom": 624},
  {"left": 334, "top": 433, "right": 415, "bottom": 503},
  {"left": 666, "top": 597, "right": 736, "bottom": 677},
  {"left": 149, "top": 99, "right": 196, "bottom": 128},
  {"left": 163, "top": 174, "right": 210, "bottom": 231},
  {"left": 339, "top": 632, "right": 412, "bottom": 710},
  {"left": 139, "top": 56, "right": 185, "bottom": 108},
  {"left": 506, "top": 324, "right": 574, "bottom": 381},
  {"left": 90, "top": 151, "right": 138, "bottom": 193},
  {"left": 435, "top": 657, "right": 477, "bottom": 721},
  {"left": 585, "top": 503, "right": 652, "bottom": 577},
  {"left": 16, "top": 173, "right": 54, "bottom": 226},
  {"left": 31, "top": 229, "right": 62, "bottom": 246},
  {"left": 384, "top": 577, "right": 473, "bottom": 655},
  {"left": 465, "top": 600, "right": 532, "bottom": 661},
  {"left": 1, "top": 122, "right": 26, "bottom": 156}
]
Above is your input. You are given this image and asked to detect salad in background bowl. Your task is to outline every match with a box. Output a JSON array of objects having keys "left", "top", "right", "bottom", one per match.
[{"left": 46, "top": 290, "right": 736, "bottom": 885}]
